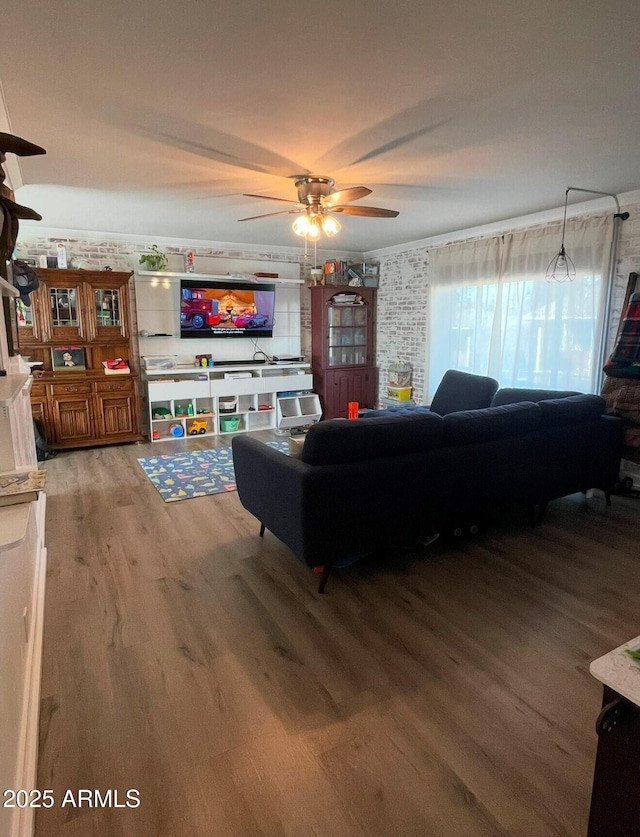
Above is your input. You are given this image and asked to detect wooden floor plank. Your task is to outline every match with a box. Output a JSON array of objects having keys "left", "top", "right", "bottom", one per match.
[{"left": 35, "top": 438, "right": 640, "bottom": 837}]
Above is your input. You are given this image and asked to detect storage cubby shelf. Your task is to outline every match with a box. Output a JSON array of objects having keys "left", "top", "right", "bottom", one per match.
[{"left": 145, "top": 363, "right": 320, "bottom": 441}]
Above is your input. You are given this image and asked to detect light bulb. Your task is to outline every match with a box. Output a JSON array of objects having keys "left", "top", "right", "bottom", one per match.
[
  {"left": 321, "top": 215, "right": 341, "bottom": 237},
  {"left": 292, "top": 215, "right": 311, "bottom": 237},
  {"left": 306, "top": 218, "right": 321, "bottom": 239}
]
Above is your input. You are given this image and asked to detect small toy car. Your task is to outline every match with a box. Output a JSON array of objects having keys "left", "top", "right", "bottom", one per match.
[{"left": 187, "top": 418, "right": 208, "bottom": 435}]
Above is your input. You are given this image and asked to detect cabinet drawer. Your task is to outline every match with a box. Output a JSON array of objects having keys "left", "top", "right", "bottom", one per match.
[
  {"left": 95, "top": 378, "right": 134, "bottom": 394},
  {"left": 263, "top": 373, "right": 313, "bottom": 393},
  {"left": 30, "top": 382, "right": 47, "bottom": 398},
  {"left": 51, "top": 381, "right": 93, "bottom": 396},
  {"left": 148, "top": 380, "right": 209, "bottom": 401},
  {"left": 210, "top": 378, "right": 260, "bottom": 397}
]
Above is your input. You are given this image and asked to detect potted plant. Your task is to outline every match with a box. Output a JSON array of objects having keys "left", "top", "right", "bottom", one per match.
[{"left": 139, "top": 245, "right": 168, "bottom": 271}]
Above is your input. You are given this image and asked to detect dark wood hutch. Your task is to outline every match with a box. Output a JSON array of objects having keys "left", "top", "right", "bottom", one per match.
[
  {"left": 310, "top": 285, "right": 377, "bottom": 419},
  {"left": 13, "top": 268, "right": 142, "bottom": 449}
]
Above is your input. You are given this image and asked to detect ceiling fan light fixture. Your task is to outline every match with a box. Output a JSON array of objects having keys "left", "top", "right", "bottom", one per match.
[
  {"left": 306, "top": 217, "right": 321, "bottom": 240},
  {"left": 245, "top": 175, "right": 397, "bottom": 240},
  {"left": 292, "top": 215, "right": 312, "bottom": 237},
  {"left": 321, "top": 215, "right": 341, "bottom": 237}
]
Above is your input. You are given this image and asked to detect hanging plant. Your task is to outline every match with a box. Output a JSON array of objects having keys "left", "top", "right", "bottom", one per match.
[{"left": 139, "top": 245, "right": 168, "bottom": 271}]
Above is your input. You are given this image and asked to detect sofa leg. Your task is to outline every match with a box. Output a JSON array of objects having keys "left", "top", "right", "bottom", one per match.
[
  {"left": 536, "top": 502, "right": 548, "bottom": 527},
  {"left": 318, "top": 563, "right": 332, "bottom": 594},
  {"left": 259, "top": 523, "right": 266, "bottom": 537},
  {"left": 605, "top": 490, "right": 612, "bottom": 507},
  {"left": 527, "top": 505, "right": 536, "bottom": 527}
]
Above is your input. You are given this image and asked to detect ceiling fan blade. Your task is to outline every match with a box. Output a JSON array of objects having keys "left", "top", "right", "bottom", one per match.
[
  {"left": 331, "top": 205, "right": 399, "bottom": 218},
  {"left": 243, "top": 193, "right": 301, "bottom": 205},
  {"left": 323, "top": 186, "right": 372, "bottom": 206},
  {"left": 238, "top": 209, "right": 301, "bottom": 221}
]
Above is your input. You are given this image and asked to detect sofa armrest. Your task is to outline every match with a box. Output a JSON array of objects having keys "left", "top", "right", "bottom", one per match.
[{"left": 232, "top": 436, "right": 310, "bottom": 560}]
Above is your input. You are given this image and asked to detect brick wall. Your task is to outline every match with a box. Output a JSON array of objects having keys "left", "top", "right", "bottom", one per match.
[{"left": 375, "top": 247, "right": 430, "bottom": 404}]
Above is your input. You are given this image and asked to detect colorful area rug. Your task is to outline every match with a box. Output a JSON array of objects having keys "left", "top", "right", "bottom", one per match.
[{"left": 137, "top": 440, "right": 289, "bottom": 503}]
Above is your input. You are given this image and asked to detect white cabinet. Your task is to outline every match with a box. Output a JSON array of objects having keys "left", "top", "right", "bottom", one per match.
[
  {"left": 0, "top": 497, "right": 47, "bottom": 837},
  {"left": 0, "top": 361, "right": 37, "bottom": 472},
  {"left": 276, "top": 394, "right": 322, "bottom": 431},
  {"left": 145, "top": 363, "right": 320, "bottom": 441}
]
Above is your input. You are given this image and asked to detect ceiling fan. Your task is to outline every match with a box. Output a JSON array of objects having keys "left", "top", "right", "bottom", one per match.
[{"left": 239, "top": 175, "right": 399, "bottom": 239}]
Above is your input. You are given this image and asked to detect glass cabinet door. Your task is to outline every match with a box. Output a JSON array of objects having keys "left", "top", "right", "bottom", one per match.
[
  {"left": 91, "top": 281, "right": 129, "bottom": 341},
  {"left": 327, "top": 302, "right": 368, "bottom": 367},
  {"left": 45, "top": 282, "right": 85, "bottom": 342},
  {"left": 94, "top": 288, "right": 122, "bottom": 327},
  {"left": 50, "top": 286, "right": 79, "bottom": 327},
  {"left": 14, "top": 289, "right": 48, "bottom": 346},
  {"left": 15, "top": 299, "right": 35, "bottom": 330}
]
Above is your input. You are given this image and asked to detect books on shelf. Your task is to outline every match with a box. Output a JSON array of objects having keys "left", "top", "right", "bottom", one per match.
[
  {"left": 0, "top": 469, "right": 46, "bottom": 508},
  {"left": 102, "top": 358, "right": 131, "bottom": 375}
]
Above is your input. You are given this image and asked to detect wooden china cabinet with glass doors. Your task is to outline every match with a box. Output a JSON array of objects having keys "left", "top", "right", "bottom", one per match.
[
  {"left": 14, "top": 268, "right": 142, "bottom": 449},
  {"left": 310, "top": 286, "right": 377, "bottom": 419}
]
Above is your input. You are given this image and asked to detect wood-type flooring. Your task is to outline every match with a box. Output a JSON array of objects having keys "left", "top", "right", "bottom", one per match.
[{"left": 35, "top": 435, "right": 639, "bottom": 837}]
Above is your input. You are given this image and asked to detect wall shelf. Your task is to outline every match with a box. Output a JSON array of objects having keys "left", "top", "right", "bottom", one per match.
[
  {"left": 138, "top": 270, "right": 304, "bottom": 285},
  {"left": 0, "top": 275, "right": 18, "bottom": 298}
]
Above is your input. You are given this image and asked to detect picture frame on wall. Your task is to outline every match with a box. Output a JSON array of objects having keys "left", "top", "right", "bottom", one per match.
[{"left": 51, "top": 345, "right": 86, "bottom": 371}]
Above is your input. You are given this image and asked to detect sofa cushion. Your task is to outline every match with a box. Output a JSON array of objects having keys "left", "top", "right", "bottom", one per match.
[
  {"left": 360, "top": 406, "right": 432, "bottom": 418},
  {"left": 491, "top": 387, "right": 581, "bottom": 406},
  {"left": 430, "top": 370, "right": 499, "bottom": 416},
  {"left": 442, "top": 402, "right": 541, "bottom": 446},
  {"left": 300, "top": 411, "right": 444, "bottom": 466},
  {"left": 538, "top": 394, "right": 606, "bottom": 428}
]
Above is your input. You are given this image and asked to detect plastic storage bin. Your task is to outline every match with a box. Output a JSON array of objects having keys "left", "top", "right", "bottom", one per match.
[
  {"left": 387, "top": 385, "right": 412, "bottom": 401},
  {"left": 143, "top": 355, "right": 178, "bottom": 370},
  {"left": 220, "top": 415, "right": 241, "bottom": 432},
  {"left": 219, "top": 396, "right": 238, "bottom": 413},
  {"left": 389, "top": 362, "right": 412, "bottom": 388}
]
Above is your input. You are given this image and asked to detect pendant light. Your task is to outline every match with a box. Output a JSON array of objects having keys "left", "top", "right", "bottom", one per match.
[{"left": 546, "top": 189, "right": 576, "bottom": 282}]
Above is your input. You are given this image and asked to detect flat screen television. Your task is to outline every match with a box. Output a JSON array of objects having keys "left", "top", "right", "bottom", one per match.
[{"left": 180, "top": 279, "right": 276, "bottom": 339}]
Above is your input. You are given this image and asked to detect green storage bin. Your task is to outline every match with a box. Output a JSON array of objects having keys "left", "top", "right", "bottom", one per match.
[{"left": 220, "top": 415, "right": 241, "bottom": 432}]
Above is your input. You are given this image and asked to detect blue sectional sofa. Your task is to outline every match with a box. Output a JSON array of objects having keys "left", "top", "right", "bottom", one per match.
[{"left": 232, "top": 392, "right": 624, "bottom": 592}]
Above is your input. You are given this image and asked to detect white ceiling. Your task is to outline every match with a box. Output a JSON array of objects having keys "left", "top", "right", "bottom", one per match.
[{"left": 3, "top": 0, "right": 640, "bottom": 253}]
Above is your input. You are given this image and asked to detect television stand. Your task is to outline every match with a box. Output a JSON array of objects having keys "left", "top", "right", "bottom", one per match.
[{"left": 144, "top": 362, "right": 320, "bottom": 441}]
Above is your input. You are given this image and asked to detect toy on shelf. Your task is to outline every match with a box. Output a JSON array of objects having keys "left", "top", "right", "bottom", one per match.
[
  {"left": 187, "top": 419, "right": 208, "bottom": 436},
  {"left": 169, "top": 423, "right": 184, "bottom": 437},
  {"left": 152, "top": 407, "right": 172, "bottom": 419}
]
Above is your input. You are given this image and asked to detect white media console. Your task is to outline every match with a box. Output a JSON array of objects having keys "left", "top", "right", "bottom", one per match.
[{"left": 144, "top": 362, "right": 322, "bottom": 441}]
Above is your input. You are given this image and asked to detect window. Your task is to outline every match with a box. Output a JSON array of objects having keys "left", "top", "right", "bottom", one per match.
[{"left": 428, "top": 216, "right": 611, "bottom": 396}]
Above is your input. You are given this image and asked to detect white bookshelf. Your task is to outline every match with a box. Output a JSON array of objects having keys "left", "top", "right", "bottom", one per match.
[{"left": 145, "top": 363, "right": 321, "bottom": 441}]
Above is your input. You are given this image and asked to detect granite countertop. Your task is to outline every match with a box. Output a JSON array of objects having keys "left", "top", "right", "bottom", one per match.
[{"left": 590, "top": 636, "right": 640, "bottom": 707}]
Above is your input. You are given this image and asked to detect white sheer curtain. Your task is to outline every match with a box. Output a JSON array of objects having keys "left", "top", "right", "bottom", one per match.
[{"left": 427, "top": 215, "right": 612, "bottom": 397}]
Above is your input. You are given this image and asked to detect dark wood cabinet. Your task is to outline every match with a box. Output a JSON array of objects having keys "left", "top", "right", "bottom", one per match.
[
  {"left": 588, "top": 685, "right": 640, "bottom": 836},
  {"left": 94, "top": 378, "right": 138, "bottom": 440},
  {"left": 310, "top": 286, "right": 377, "bottom": 419},
  {"left": 51, "top": 390, "right": 94, "bottom": 445},
  {"left": 14, "top": 269, "right": 142, "bottom": 449},
  {"left": 323, "top": 369, "right": 376, "bottom": 419}
]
